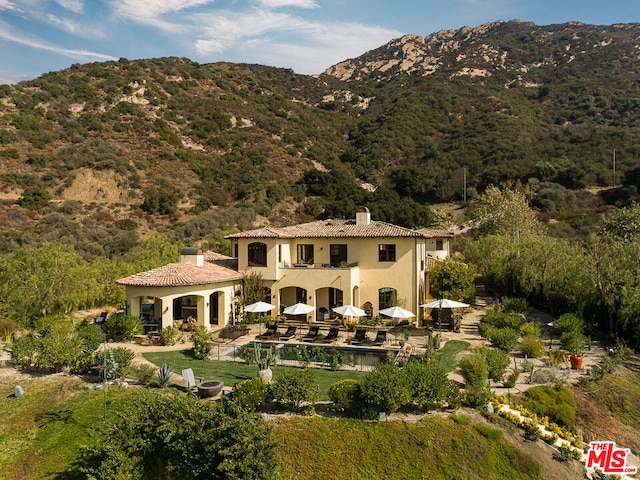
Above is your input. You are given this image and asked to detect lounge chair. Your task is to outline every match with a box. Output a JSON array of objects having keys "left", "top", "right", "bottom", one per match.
[
  {"left": 350, "top": 329, "right": 368, "bottom": 345},
  {"left": 255, "top": 323, "right": 278, "bottom": 340},
  {"left": 372, "top": 330, "right": 387, "bottom": 346},
  {"left": 182, "top": 368, "right": 203, "bottom": 391},
  {"left": 320, "top": 327, "right": 340, "bottom": 343},
  {"left": 302, "top": 325, "right": 320, "bottom": 342},
  {"left": 279, "top": 325, "right": 297, "bottom": 341}
]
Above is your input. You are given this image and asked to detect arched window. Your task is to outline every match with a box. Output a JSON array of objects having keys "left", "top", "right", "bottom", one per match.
[
  {"left": 378, "top": 287, "right": 397, "bottom": 310},
  {"left": 248, "top": 242, "right": 267, "bottom": 267}
]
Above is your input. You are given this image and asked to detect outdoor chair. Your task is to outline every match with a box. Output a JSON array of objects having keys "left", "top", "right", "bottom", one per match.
[
  {"left": 372, "top": 330, "right": 387, "bottom": 346},
  {"left": 350, "top": 329, "right": 368, "bottom": 345},
  {"left": 255, "top": 323, "right": 278, "bottom": 340},
  {"left": 182, "top": 368, "right": 203, "bottom": 391},
  {"left": 302, "top": 325, "right": 320, "bottom": 342},
  {"left": 320, "top": 327, "right": 340, "bottom": 343},
  {"left": 279, "top": 325, "right": 297, "bottom": 341}
]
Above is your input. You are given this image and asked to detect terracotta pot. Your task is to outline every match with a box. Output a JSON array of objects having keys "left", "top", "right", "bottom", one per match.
[
  {"left": 258, "top": 368, "right": 273, "bottom": 384},
  {"left": 569, "top": 355, "right": 583, "bottom": 370}
]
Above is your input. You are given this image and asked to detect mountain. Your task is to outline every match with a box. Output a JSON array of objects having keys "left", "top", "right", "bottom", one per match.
[{"left": 1, "top": 20, "right": 640, "bottom": 258}]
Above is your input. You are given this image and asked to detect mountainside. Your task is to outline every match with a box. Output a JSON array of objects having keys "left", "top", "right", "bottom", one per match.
[{"left": 1, "top": 20, "right": 640, "bottom": 258}]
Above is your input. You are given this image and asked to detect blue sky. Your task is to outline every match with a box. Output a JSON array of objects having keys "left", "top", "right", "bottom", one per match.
[{"left": 1, "top": 0, "right": 639, "bottom": 85}]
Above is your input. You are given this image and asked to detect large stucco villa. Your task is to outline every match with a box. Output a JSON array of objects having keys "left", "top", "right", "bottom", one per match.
[{"left": 117, "top": 208, "right": 453, "bottom": 331}]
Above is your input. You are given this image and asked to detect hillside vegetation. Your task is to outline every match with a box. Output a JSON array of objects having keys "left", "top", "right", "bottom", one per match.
[{"left": 1, "top": 21, "right": 640, "bottom": 258}]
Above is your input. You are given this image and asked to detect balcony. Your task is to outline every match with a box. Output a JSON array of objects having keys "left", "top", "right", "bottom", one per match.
[{"left": 277, "top": 262, "right": 360, "bottom": 289}]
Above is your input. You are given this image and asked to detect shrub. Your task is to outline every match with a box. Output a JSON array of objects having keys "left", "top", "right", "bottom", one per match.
[
  {"left": 519, "top": 322, "right": 541, "bottom": 337},
  {"left": 269, "top": 369, "right": 319, "bottom": 411},
  {"left": 504, "top": 370, "right": 520, "bottom": 388},
  {"left": 40, "top": 332, "right": 88, "bottom": 372},
  {"left": 10, "top": 335, "right": 42, "bottom": 371},
  {"left": 482, "top": 311, "right": 525, "bottom": 330},
  {"left": 522, "top": 385, "right": 576, "bottom": 428},
  {"left": 475, "top": 424, "right": 503, "bottom": 440},
  {"left": 518, "top": 336, "right": 545, "bottom": 358},
  {"left": 94, "top": 347, "right": 135, "bottom": 379},
  {"left": 501, "top": 297, "right": 528, "bottom": 313},
  {"left": 159, "top": 325, "right": 179, "bottom": 346},
  {"left": 233, "top": 378, "right": 268, "bottom": 412},
  {"left": 359, "top": 363, "right": 411, "bottom": 414},
  {"left": 478, "top": 347, "right": 509, "bottom": 382},
  {"left": 458, "top": 353, "right": 488, "bottom": 388},
  {"left": 445, "top": 380, "right": 464, "bottom": 409},
  {"left": 75, "top": 323, "right": 104, "bottom": 352},
  {"left": 404, "top": 359, "right": 449, "bottom": 411},
  {"left": 328, "top": 379, "right": 360, "bottom": 412},
  {"left": 554, "top": 313, "right": 584, "bottom": 334},
  {"left": 77, "top": 390, "right": 277, "bottom": 479},
  {"left": 449, "top": 413, "right": 471, "bottom": 425},
  {"left": 192, "top": 325, "right": 213, "bottom": 359},
  {"left": 105, "top": 314, "right": 142, "bottom": 340},
  {"left": 560, "top": 331, "right": 588, "bottom": 356},
  {"left": 18, "top": 185, "right": 51, "bottom": 210},
  {"left": 487, "top": 327, "right": 519, "bottom": 353}
]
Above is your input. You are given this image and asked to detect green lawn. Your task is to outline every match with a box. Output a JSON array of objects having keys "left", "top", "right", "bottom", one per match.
[
  {"left": 435, "top": 339, "right": 471, "bottom": 372},
  {"left": 143, "top": 351, "right": 367, "bottom": 400}
]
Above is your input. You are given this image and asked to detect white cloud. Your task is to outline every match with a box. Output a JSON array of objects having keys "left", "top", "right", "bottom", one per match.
[
  {"left": 0, "top": 0, "right": 21, "bottom": 11},
  {"left": 110, "top": 0, "right": 215, "bottom": 19},
  {"left": 0, "top": 23, "right": 117, "bottom": 62},
  {"left": 192, "top": 9, "right": 400, "bottom": 74},
  {"left": 55, "top": 0, "right": 83, "bottom": 14},
  {"left": 255, "top": 0, "right": 319, "bottom": 8}
]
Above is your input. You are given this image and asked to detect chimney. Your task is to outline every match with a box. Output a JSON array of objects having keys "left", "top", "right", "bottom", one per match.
[
  {"left": 355, "top": 206, "right": 371, "bottom": 226},
  {"left": 180, "top": 247, "right": 204, "bottom": 266}
]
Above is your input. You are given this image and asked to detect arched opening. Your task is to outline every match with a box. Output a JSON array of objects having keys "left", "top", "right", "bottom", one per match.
[{"left": 378, "top": 287, "right": 397, "bottom": 310}]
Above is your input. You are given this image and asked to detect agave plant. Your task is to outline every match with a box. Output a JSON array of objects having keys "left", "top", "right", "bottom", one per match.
[{"left": 155, "top": 363, "right": 173, "bottom": 388}]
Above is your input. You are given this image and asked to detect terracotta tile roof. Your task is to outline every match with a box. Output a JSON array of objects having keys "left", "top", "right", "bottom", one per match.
[
  {"left": 117, "top": 256, "right": 243, "bottom": 287},
  {"left": 225, "top": 219, "right": 438, "bottom": 239},
  {"left": 416, "top": 228, "right": 455, "bottom": 238},
  {"left": 204, "top": 250, "right": 238, "bottom": 270}
]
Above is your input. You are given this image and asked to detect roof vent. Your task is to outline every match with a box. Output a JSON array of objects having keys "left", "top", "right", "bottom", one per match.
[
  {"left": 355, "top": 206, "right": 371, "bottom": 226},
  {"left": 180, "top": 247, "right": 204, "bottom": 266}
]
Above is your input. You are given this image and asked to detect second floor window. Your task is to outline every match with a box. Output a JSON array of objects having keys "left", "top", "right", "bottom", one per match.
[
  {"left": 330, "top": 244, "right": 347, "bottom": 267},
  {"left": 297, "top": 244, "right": 314, "bottom": 264},
  {"left": 378, "top": 244, "right": 396, "bottom": 262},
  {"left": 248, "top": 242, "right": 267, "bottom": 267}
]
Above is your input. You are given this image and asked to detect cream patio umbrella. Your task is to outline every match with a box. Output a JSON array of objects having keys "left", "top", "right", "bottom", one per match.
[
  {"left": 244, "top": 301, "right": 276, "bottom": 333},
  {"left": 420, "top": 298, "right": 470, "bottom": 331},
  {"left": 283, "top": 302, "right": 315, "bottom": 315}
]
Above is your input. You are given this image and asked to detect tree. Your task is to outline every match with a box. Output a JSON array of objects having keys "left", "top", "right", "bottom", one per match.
[
  {"left": 0, "top": 242, "right": 95, "bottom": 325},
  {"left": 429, "top": 258, "right": 476, "bottom": 302},
  {"left": 79, "top": 390, "right": 277, "bottom": 480},
  {"left": 124, "top": 233, "right": 183, "bottom": 273},
  {"left": 468, "top": 186, "right": 543, "bottom": 240}
]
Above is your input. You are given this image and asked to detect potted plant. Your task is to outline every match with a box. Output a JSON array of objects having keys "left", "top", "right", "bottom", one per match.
[
  {"left": 560, "top": 331, "right": 587, "bottom": 369},
  {"left": 254, "top": 343, "right": 277, "bottom": 384}
]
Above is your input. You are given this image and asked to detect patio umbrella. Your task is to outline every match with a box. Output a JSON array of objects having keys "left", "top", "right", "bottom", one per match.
[
  {"left": 421, "top": 298, "right": 469, "bottom": 331},
  {"left": 378, "top": 306, "right": 415, "bottom": 319},
  {"left": 332, "top": 305, "right": 366, "bottom": 317},
  {"left": 244, "top": 301, "right": 276, "bottom": 313},
  {"left": 244, "top": 301, "right": 276, "bottom": 332},
  {"left": 420, "top": 299, "right": 470, "bottom": 309},
  {"left": 283, "top": 302, "right": 315, "bottom": 315}
]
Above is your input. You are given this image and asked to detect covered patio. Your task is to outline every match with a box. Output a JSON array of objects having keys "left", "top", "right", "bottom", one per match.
[{"left": 117, "top": 248, "right": 244, "bottom": 331}]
